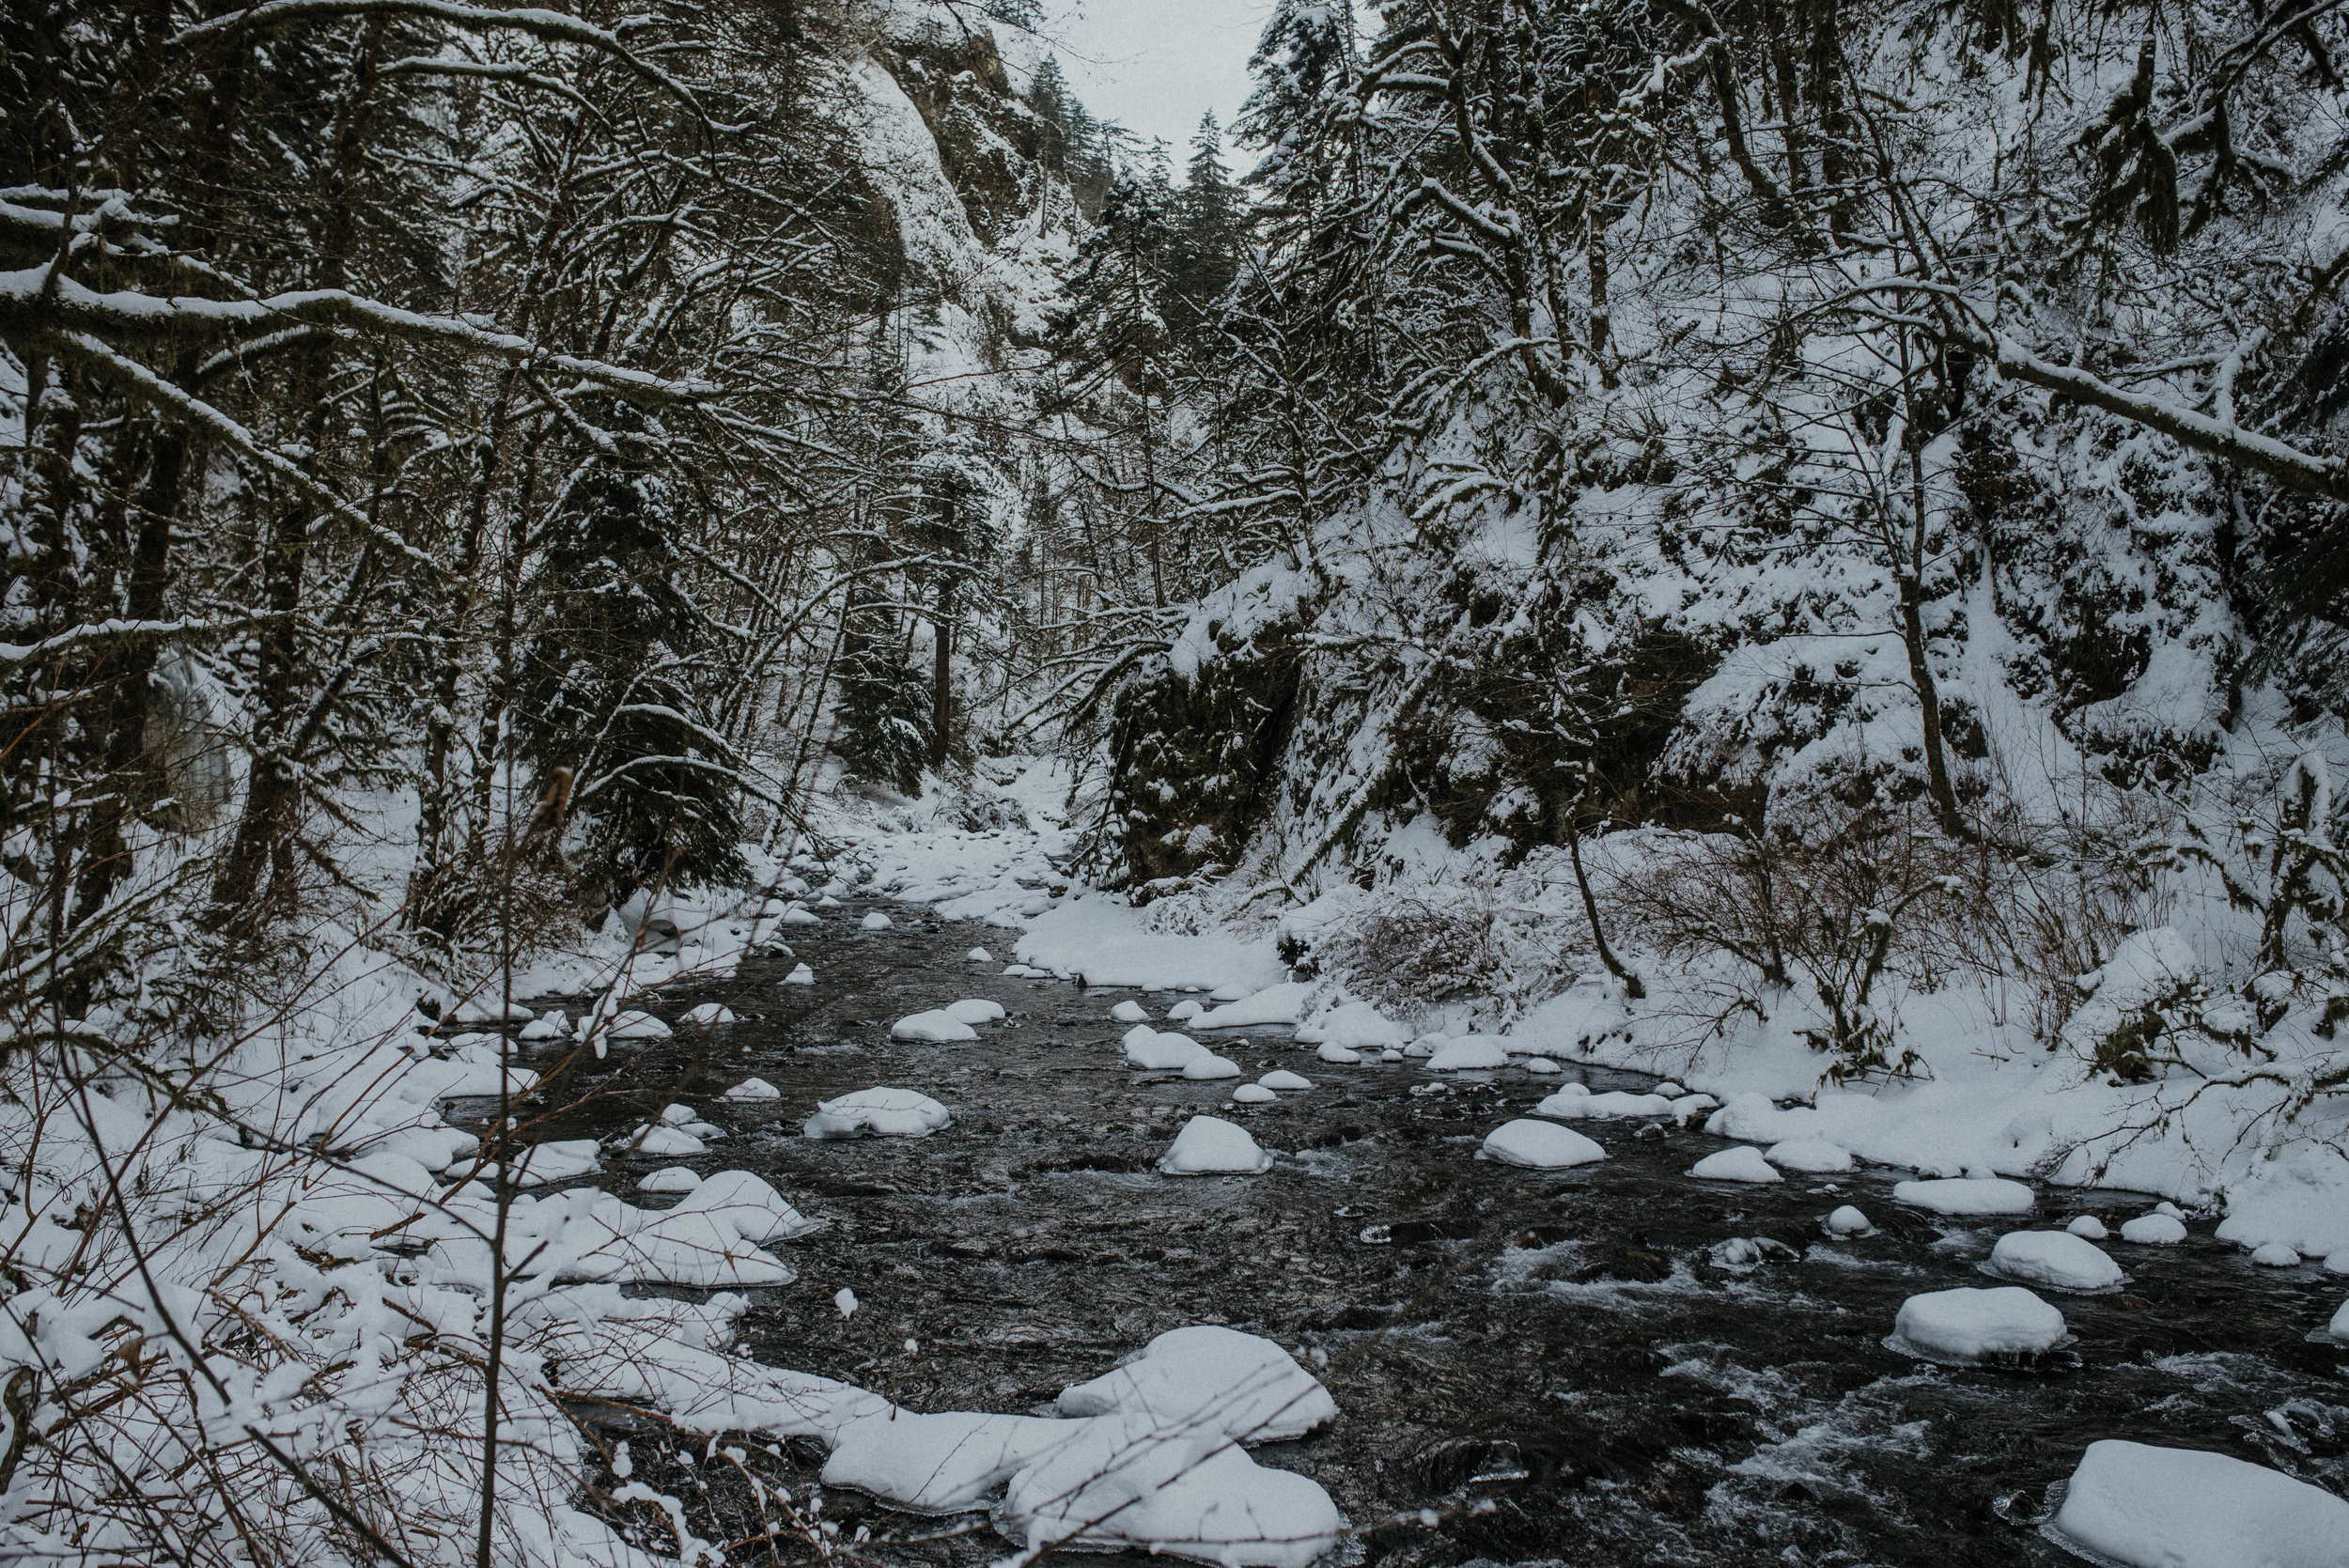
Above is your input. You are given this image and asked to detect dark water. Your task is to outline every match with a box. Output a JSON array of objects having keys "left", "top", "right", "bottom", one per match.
[{"left": 490, "top": 898, "right": 2349, "bottom": 1568}]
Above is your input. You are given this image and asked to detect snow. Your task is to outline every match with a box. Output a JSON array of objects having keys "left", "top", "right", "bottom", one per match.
[
  {"left": 1258, "top": 1070, "right": 1313, "bottom": 1091},
  {"left": 966, "top": 947, "right": 993, "bottom": 962},
  {"left": 1424, "top": 1036, "right": 1512, "bottom": 1071},
  {"left": 1537, "top": 1088, "right": 1669, "bottom": 1118},
  {"left": 944, "top": 998, "right": 1005, "bottom": 1024},
  {"left": 1056, "top": 1325, "right": 1336, "bottom": 1440},
  {"left": 1481, "top": 1119, "right": 1607, "bottom": 1169},
  {"left": 1016, "top": 895, "right": 1286, "bottom": 992},
  {"left": 2067, "top": 1214, "right": 2109, "bottom": 1239},
  {"left": 1890, "top": 1286, "right": 2069, "bottom": 1363},
  {"left": 1232, "top": 1083, "right": 1277, "bottom": 1105},
  {"left": 2046, "top": 1440, "right": 2349, "bottom": 1568},
  {"left": 1124, "top": 1025, "right": 1211, "bottom": 1070},
  {"left": 1766, "top": 1137, "right": 1854, "bottom": 1172},
  {"left": 1182, "top": 1054, "right": 1243, "bottom": 1080},
  {"left": 2121, "top": 1213, "right": 2189, "bottom": 1245},
  {"left": 835, "top": 1287, "right": 858, "bottom": 1318},
  {"left": 603, "top": 1010, "right": 671, "bottom": 1040},
  {"left": 1159, "top": 1115, "right": 1271, "bottom": 1175},
  {"left": 1989, "top": 1231, "right": 2125, "bottom": 1292},
  {"left": 639, "top": 1167, "right": 702, "bottom": 1192},
  {"left": 891, "top": 1009, "right": 978, "bottom": 1043},
  {"left": 1315, "top": 1042, "right": 1363, "bottom": 1064},
  {"left": 1825, "top": 1205, "right": 1873, "bottom": 1234},
  {"left": 1298, "top": 1000, "right": 1410, "bottom": 1050},
  {"left": 1194, "top": 980, "right": 1310, "bottom": 1028},
  {"left": 862, "top": 910, "right": 893, "bottom": 929},
  {"left": 671, "top": 1170, "right": 820, "bottom": 1242},
  {"left": 1522, "top": 1056, "right": 1561, "bottom": 1073},
  {"left": 805, "top": 1088, "right": 951, "bottom": 1138},
  {"left": 620, "top": 1124, "right": 706, "bottom": 1157},
  {"left": 1892, "top": 1177, "right": 2035, "bottom": 1214},
  {"left": 2331, "top": 1298, "right": 2349, "bottom": 1343},
  {"left": 1167, "top": 999, "right": 1206, "bottom": 1021},
  {"left": 721, "top": 1077, "right": 781, "bottom": 1100},
  {"left": 784, "top": 963, "right": 815, "bottom": 985},
  {"left": 1689, "top": 1145, "right": 1781, "bottom": 1183},
  {"left": 679, "top": 1002, "right": 735, "bottom": 1025},
  {"left": 1111, "top": 999, "right": 1150, "bottom": 1022},
  {"left": 2251, "top": 1241, "right": 2302, "bottom": 1265}
]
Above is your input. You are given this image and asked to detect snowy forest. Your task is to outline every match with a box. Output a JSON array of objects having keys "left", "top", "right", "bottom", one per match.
[{"left": 5, "top": 0, "right": 2349, "bottom": 1560}]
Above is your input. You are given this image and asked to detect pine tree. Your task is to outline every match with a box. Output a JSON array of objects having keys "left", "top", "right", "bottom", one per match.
[{"left": 1170, "top": 113, "right": 1245, "bottom": 341}]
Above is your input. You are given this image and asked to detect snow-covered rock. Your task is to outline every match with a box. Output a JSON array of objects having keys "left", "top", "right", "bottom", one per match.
[
  {"left": 1890, "top": 1285, "right": 2067, "bottom": 1363},
  {"left": 1056, "top": 1325, "right": 1336, "bottom": 1442},
  {"left": 1193, "top": 981, "right": 1310, "bottom": 1029},
  {"left": 1481, "top": 1119, "right": 1606, "bottom": 1170},
  {"left": 1892, "top": 1176, "right": 2034, "bottom": 1215},
  {"left": 861, "top": 910, "right": 893, "bottom": 930},
  {"left": 1165, "top": 999, "right": 1205, "bottom": 1021},
  {"left": 604, "top": 1010, "right": 671, "bottom": 1040},
  {"left": 1159, "top": 1115, "right": 1270, "bottom": 1175},
  {"left": 1110, "top": 999, "right": 1150, "bottom": 1023},
  {"left": 943, "top": 998, "right": 1004, "bottom": 1025},
  {"left": 891, "top": 1009, "right": 978, "bottom": 1043},
  {"left": 1988, "top": 1231, "right": 2124, "bottom": 1292},
  {"left": 966, "top": 947, "right": 993, "bottom": 963},
  {"left": 2330, "top": 1298, "right": 2349, "bottom": 1343},
  {"left": 824, "top": 1410, "right": 1066, "bottom": 1514},
  {"left": 2046, "top": 1439, "right": 2349, "bottom": 1568},
  {"left": 1766, "top": 1137, "right": 1853, "bottom": 1172},
  {"left": 1423, "top": 1036, "right": 1512, "bottom": 1071},
  {"left": 783, "top": 963, "right": 815, "bottom": 985},
  {"left": 2067, "top": 1214, "right": 2109, "bottom": 1239},
  {"left": 1536, "top": 1088, "right": 1672, "bottom": 1119},
  {"left": 1182, "top": 1054, "right": 1242, "bottom": 1080},
  {"left": 639, "top": 1167, "right": 702, "bottom": 1193},
  {"left": 680, "top": 1003, "right": 736, "bottom": 1026},
  {"left": 1258, "top": 1070, "right": 1313, "bottom": 1091},
  {"left": 1689, "top": 1146, "right": 1781, "bottom": 1183},
  {"left": 620, "top": 1125, "right": 706, "bottom": 1157},
  {"left": 1522, "top": 1056, "right": 1561, "bottom": 1073},
  {"left": 1825, "top": 1205, "right": 1873, "bottom": 1235},
  {"left": 804, "top": 1088, "right": 950, "bottom": 1139},
  {"left": 672, "top": 1170, "right": 819, "bottom": 1242},
  {"left": 1124, "top": 1026, "right": 1209, "bottom": 1070},
  {"left": 1315, "top": 1041, "right": 1362, "bottom": 1064},
  {"left": 781, "top": 905, "right": 819, "bottom": 925},
  {"left": 2251, "top": 1241, "right": 2302, "bottom": 1265},
  {"left": 1300, "top": 1000, "right": 1410, "bottom": 1050},
  {"left": 1231, "top": 1083, "right": 1276, "bottom": 1105},
  {"left": 721, "top": 1077, "right": 781, "bottom": 1101},
  {"left": 2120, "top": 1213, "right": 2188, "bottom": 1245}
]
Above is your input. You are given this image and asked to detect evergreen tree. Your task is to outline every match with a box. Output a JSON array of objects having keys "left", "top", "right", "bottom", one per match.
[{"left": 1170, "top": 113, "right": 1245, "bottom": 340}]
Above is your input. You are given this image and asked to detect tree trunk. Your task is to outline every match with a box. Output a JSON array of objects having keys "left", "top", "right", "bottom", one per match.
[{"left": 929, "top": 574, "right": 954, "bottom": 773}]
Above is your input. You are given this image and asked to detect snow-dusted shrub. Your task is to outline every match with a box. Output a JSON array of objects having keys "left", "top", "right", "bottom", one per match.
[
  {"left": 1303, "top": 893, "right": 1512, "bottom": 1023},
  {"left": 2061, "top": 925, "right": 2255, "bottom": 1081}
]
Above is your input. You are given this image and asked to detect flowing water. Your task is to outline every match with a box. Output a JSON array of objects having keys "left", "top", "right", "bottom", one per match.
[{"left": 485, "top": 897, "right": 2349, "bottom": 1568}]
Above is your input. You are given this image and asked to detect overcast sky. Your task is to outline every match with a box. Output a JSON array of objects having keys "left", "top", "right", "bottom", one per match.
[{"left": 1039, "top": 0, "right": 1269, "bottom": 170}]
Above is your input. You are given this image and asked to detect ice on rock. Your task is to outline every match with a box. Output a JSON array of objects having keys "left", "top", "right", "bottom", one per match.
[
  {"left": 1424, "top": 1036, "right": 1512, "bottom": 1071},
  {"left": 2046, "top": 1439, "right": 2349, "bottom": 1568},
  {"left": 943, "top": 998, "right": 1005, "bottom": 1024},
  {"left": 2252, "top": 1241, "right": 2302, "bottom": 1265},
  {"left": 1111, "top": 999, "right": 1150, "bottom": 1023},
  {"left": 1892, "top": 1176, "right": 2034, "bottom": 1215},
  {"left": 1057, "top": 1326, "right": 1337, "bottom": 1441},
  {"left": 1481, "top": 1119, "right": 1606, "bottom": 1170},
  {"left": 721, "top": 1077, "right": 780, "bottom": 1101},
  {"left": 1258, "top": 1070, "right": 1313, "bottom": 1091},
  {"left": 1166, "top": 999, "right": 1206, "bottom": 1021},
  {"left": 621, "top": 1124, "right": 706, "bottom": 1157},
  {"left": 805, "top": 1088, "right": 950, "bottom": 1139},
  {"left": 1232, "top": 1083, "right": 1277, "bottom": 1105},
  {"left": 1989, "top": 1231, "right": 2125, "bottom": 1292},
  {"left": 673, "top": 1170, "right": 820, "bottom": 1242},
  {"left": 680, "top": 1003, "right": 736, "bottom": 1026},
  {"left": 783, "top": 964, "right": 815, "bottom": 986},
  {"left": 1766, "top": 1137, "right": 1853, "bottom": 1172},
  {"left": 604, "top": 1010, "right": 671, "bottom": 1040},
  {"left": 1825, "top": 1205, "right": 1873, "bottom": 1235},
  {"left": 1690, "top": 1146, "right": 1781, "bottom": 1183},
  {"left": 2067, "top": 1214, "right": 2109, "bottom": 1239},
  {"left": 1535, "top": 1088, "right": 1671, "bottom": 1119},
  {"left": 1890, "top": 1285, "right": 2067, "bottom": 1364},
  {"left": 1183, "top": 1053, "right": 1242, "bottom": 1080},
  {"left": 1159, "top": 1115, "right": 1271, "bottom": 1175},
  {"left": 639, "top": 1167, "right": 702, "bottom": 1193},
  {"left": 861, "top": 910, "right": 893, "bottom": 930},
  {"left": 2120, "top": 1212, "right": 2188, "bottom": 1245},
  {"left": 966, "top": 947, "right": 993, "bottom": 963},
  {"left": 1124, "top": 1026, "right": 1210, "bottom": 1070},
  {"left": 1316, "top": 1041, "right": 1363, "bottom": 1064},
  {"left": 891, "top": 1009, "right": 978, "bottom": 1043}
]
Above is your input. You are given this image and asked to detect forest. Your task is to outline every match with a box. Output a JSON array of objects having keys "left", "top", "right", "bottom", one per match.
[{"left": 3, "top": 0, "right": 2348, "bottom": 1562}]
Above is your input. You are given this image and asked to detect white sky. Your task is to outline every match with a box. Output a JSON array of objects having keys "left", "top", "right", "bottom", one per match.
[{"left": 1039, "top": 0, "right": 1270, "bottom": 171}]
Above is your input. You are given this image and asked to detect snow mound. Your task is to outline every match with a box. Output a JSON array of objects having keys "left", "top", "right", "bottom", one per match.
[
  {"left": 502, "top": 1138, "right": 599, "bottom": 1185},
  {"left": 2067, "top": 1214, "right": 2109, "bottom": 1239},
  {"left": 1825, "top": 1205, "right": 1873, "bottom": 1235},
  {"left": 2330, "top": 1298, "right": 2349, "bottom": 1343},
  {"left": 551, "top": 1194, "right": 796, "bottom": 1288},
  {"left": 781, "top": 905, "right": 819, "bottom": 924},
  {"left": 1690, "top": 1146, "right": 1781, "bottom": 1183},
  {"left": 783, "top": 963, "right": 815, "bottom": 985},
  {"left": 891, "top": 1009, "right": 978, "bottom": 1043},
  {"left": 966, "top": 947, "right": 993, "bottom": 963},
  {"left": 2252, "top": 1241, "right": 2302, "bottom": 1265},
  {"left": 1258, "top": 1070, "right": 1313, "bottom": 1091},
  {"left": 620, "top": 1124, "right": 706, "bottom": 1157},
  {"left": 1890, "top": 1286, "right": 2068, "bottom": 1364},
  {"left": 721, "top": 1077, "right": 781, "bottom": 1101},
  {"left": 1232, "top": 1083, "right": 1276, "bottom": 1105},
  {"left": 1302, "top": 1000, "right": 1409, "bottom": 1050},
  {"left": 1988, "top": 1231, "right": 2125, "bottom": 1293},
  {"left": 1111, "top": 999, "right": 1150, "bottom": 1023},
  {"left": 680, "top": 1002, "right": 736, "bottom": 1026},
  {"left": 2046, "top": 1439, "right": 2349, "bottom": 1568},
  {"left": 805, "top": 1088, "right": 950, "bottom": 1139},
  {"left": 639, "top": 1167, "right": 702, "bottom": 1193},
  {"left": 1522, "top": 1056, "right": 1561, "bottom": 1074},
  {"left": 1766, "top": 1137, "right": 1853, "bottom": 1172},
  {"left": 1424, "top": 1036, "right": 1511, "bottom": 1071},
  {"left": 1124, "top": 1026, "right": 1209, "bottom": 1070},
  {"left": 1194, "top": 981, "right": 1310, "bottom": 1029},
  {"left": 2120, "top": 1213, "right": 2188, "bottom": 1245},
  {"left": 1182, "top": 1054, "right": 1242, "bottom": 1080},
  {"left": 944, "top": 998, "right": 1004, "bottom": 1024},
  {"left": 672, "top": 1170, "right": 820, "bottom": 1242},
  {"left": 1481, "top": 1119, "right": 1606, "bottom": 1170},
  {"left": 604, "top": 1010, "right": 670, "bottom": 1040},
  {"left": 1058, "top": 1325, "right": 1335, "bottom": 1441},
  {"left": 825, "top": 1410, "right": 1066, "bottom": 1514},
  {"left": 1315, "top": 1041, "right": 1362, "bottom": 1064},
  {"left": 1166, "top": 999, "right": 1205, "bottom": 1021},
  {"left": 862, "top": 910, "right": 893, "bottom": 930},
  {"left": 1893, "top": 1177, "right": 2034, "bottom": 1215},
  {"left": 1159, "top": 1115, "right": 1270, "bottom": 1175},
  {"left": 1537, "top": 1088, "right": 1671, "bottom": 1119}
]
